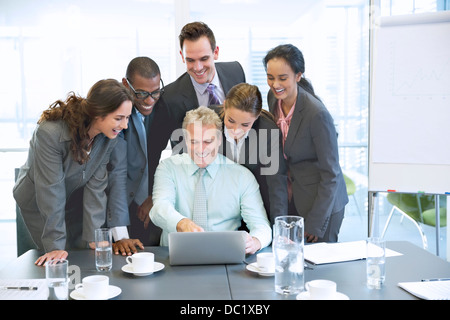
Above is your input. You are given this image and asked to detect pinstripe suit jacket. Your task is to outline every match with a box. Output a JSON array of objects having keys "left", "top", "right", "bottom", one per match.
[{"left": 268, "top": 85, "right": 348, "bottom": 237}]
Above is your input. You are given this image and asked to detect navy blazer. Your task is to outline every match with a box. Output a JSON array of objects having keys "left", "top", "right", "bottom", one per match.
[
  {"left": 146, "top": 61, "right": 246, "bottom": 192},
  {"left": 268, "top": 85, "right": 348, "bottom": 237}
]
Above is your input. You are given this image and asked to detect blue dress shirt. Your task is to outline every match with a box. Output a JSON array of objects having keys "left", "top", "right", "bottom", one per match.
[{"left": 150, "top": 153, "right": 272, "bottom": 247}]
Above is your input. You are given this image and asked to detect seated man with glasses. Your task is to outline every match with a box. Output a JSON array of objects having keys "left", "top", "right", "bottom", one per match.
[{"left": 107, "top": 56, "right": 165, "bottom": 252}]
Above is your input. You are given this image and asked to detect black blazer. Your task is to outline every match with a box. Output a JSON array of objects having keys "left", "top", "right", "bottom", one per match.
[
  {"left": 146, "top": 61, "right": 246, "bottom": 191},
  {"left": 216, "top": 109, "right": 289, "bottom": 225},
  {"left": 268, "top": 85, "right": 348, "bottom": 237}
]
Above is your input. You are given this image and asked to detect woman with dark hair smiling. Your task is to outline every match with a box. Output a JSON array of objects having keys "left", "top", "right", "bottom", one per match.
[{"left": 264, "top": 44, "right": 348, "bottom": 243}]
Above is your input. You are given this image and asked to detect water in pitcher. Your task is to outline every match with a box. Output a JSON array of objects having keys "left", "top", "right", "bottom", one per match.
[{"left": 273, "top": 216, "right": 305, "bottom": 295}]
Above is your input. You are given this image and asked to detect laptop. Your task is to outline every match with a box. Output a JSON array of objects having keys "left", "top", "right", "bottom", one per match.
[{"left": 168, "top": 231, "right": 246, "bottom": 265}]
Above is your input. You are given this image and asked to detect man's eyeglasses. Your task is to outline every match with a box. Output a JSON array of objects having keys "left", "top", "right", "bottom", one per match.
[{"left": 126, "top": 78, "right": 165, "bottom": 100}]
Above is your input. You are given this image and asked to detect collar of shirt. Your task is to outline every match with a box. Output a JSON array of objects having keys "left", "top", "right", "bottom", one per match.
[
  {"left": 185, "top": 153, "right": 223, "bottom": 180},
  {"left": 223, "top": 126, "right": 249, "bottom": 161},
  {"left": 134, "top": 107, "right": 146, "bottom": 122}
]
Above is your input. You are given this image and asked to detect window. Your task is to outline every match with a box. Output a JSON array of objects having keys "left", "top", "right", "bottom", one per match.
[
  {"left": 380, "top": 0, "right": 441, "bottom": 15},
  {"left": 1, "top": 1, "right": 447, "bottom": 258},
  {"left": 191, "top": 0, "right": 370, "bottom": 219},
  {"left": 0, "top": 0, "right": 175, "bottom": 220},
  {"left": 2, "top": 1, "right": 372, "bottom": 218}
]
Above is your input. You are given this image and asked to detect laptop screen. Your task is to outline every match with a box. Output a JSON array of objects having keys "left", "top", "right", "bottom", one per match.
[{"left": 168, "top": 231, "right": 246, "bottom": 265}]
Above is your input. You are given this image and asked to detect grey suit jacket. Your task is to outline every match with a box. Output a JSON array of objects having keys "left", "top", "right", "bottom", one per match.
[
  {"left": 268, "top": 85, "right": 348, "bottom": 238},
  {"left": 13, "top": 120, "right": 128, "bottom": 252},
  {"left": 146, "top": 61, "right": 246, "bottom": 191}
]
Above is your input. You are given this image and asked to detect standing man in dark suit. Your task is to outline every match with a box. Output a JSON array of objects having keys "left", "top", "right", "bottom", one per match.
[
  {"left": 146, "top": 21, "right": 246, "bottom": 192},
  {"left": 108, "top": 57, "right": 164, "bottom": 249}
]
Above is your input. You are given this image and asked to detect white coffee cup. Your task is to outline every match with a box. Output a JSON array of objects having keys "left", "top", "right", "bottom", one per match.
[
  {"left": 256, "top": 252, "right": 275, "bottom": 273},
  {"left": 75, "top": 275, "right": 109, "bottom": 300},
  {"left": 305, "top": 279, "right": 337, "bottom": 300},
  {"left": 126, "top": 252, "right": 154, "bottom": 273}
]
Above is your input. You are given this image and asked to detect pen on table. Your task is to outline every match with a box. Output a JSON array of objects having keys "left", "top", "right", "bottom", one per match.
[
  {"left": 0, "top": 286, "right": 38, "bottom": 290},
  {"left": 421, "top": 278, "right": 450, "bottom": 282}
]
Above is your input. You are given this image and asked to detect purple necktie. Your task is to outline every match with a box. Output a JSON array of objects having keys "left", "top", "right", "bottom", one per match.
[{"left": 206, "top": 84, "right": 221, "bottom": 106}]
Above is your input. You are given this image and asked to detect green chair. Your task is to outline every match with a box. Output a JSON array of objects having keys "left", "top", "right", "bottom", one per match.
[
  {"left": 344, "top": 173, "right": 362, "bottom": 217},
  {"left": 381, "top": 193, "right": 447, "bottom": 250}
]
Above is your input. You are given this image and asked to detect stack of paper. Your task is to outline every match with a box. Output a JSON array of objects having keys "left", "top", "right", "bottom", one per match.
[
  {"left": 0, "top": 279, "right": 48, "bottom": 300},
  {"left": 304, "top": 240, "right": 402, "bottom": 265},
  {"left": 398, "top": 281, "right": 450, "bottom": 300}
]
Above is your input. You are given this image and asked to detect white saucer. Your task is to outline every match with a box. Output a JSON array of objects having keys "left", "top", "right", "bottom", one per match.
[
  {"left": 70, "top": 285, "right": 121, "bottom": 300},
  {"left": 245, "top": 262, "right": 274, "bottom": 277},
  {"left": 296, "top": 291, "right": 349, "bottom": 300},
  {"left": 121, "top": 262, "right": 165, "bottom": 276}
]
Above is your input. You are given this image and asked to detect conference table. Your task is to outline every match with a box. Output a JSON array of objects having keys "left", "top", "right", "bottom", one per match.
[{"left": 1, "top": 241, "right": 449, "bottom": 301}]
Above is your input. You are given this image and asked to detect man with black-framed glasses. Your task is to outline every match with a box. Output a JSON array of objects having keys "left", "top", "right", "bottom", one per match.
[
  {"left": 107, "top": 57, "right": 164, "bottom": 250},
  {"left": 125, "top": 77, "right": 164, "bottom": 113}
]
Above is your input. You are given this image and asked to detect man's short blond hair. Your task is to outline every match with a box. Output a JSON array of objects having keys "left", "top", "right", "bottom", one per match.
[{"left": 182, "top": 106, "right": 223, "bottom": 134}]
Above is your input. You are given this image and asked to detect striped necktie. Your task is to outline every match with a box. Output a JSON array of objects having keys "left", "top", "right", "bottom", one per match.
[
  {"left": 192, "top": 168, "right": 208, "bottom": 229},
  {"left": 206, "top": 84, "right": 221, "bottom": 106},
  {"left": 133, "top": 111, "right": 148, "bottom": 205}
]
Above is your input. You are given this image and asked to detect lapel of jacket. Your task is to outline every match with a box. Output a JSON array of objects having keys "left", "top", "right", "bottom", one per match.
[
  {"left": 220, "top": 122, "right": 250, "bottom": 165},
  {"left": 215, "top": 63, "right": 234, "bottom": 93},
  {"left": 179, "top": 73, "right": 199, "bottom": 111},
  {"left": 242, "top": 118, "right": 260, "bottom": 166},
  {"left": 282, "top": 85, "right": 306, "bottom": 157}
]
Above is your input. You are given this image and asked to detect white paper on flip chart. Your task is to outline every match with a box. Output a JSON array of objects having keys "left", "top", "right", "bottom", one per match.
[
  {"left": 398, "top": 281, "right": 450, "bottom": 300},
  {"left": 304, "top": 240, "right": 402, "bottom": 265},
  {"left": 0, "top": 279, "right": 48, "bottom": 300}
]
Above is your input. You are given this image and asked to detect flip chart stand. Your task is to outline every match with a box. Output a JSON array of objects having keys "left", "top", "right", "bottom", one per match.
[{"left": 369, "top": 191, "right": 442, "bottom": 256}]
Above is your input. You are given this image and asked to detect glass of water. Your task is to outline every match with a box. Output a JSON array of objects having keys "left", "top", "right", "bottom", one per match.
[
  {"left": 45, "top": 259, "right": 68, "bottom": 300},
  {"left": 95, "top": 228, "right": 112, "bottom": 272},
  {"left": 366, "top": 237, "right": 386, "bottom": 289},
  {"left": 273, "top": 216, "right": 305, "bottom": 295}
]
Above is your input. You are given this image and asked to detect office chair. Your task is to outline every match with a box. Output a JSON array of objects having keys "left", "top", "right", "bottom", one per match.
[
  {"left": 381, "top": 193, "right": 447, "bottom": 250},
  {"left": 343, "top": 173, "right": 362, "bottom": 217}
]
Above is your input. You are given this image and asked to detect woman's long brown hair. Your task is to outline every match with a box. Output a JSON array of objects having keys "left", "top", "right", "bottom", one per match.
[{"left": 38, "top": 79, "right": 133, "bottom": 164}]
